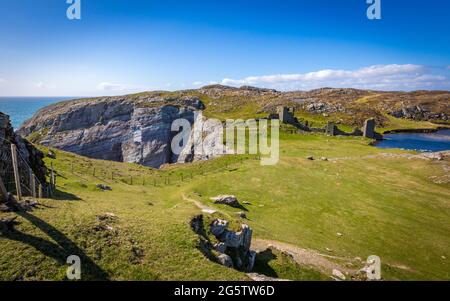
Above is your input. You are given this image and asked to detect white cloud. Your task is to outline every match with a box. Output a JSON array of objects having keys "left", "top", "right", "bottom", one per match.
[
  {"left": 35, "top": 82, "right": 46, "bottom": 89},
  {"left": 0, "top": 78, "right": 5, "bottom": 83},
  {"left": 34, "top": 82, "right": 56, "bottom": 89},
  {"left": 97, "top": 82, "right": 151, "bottom": 93},
  {"left": 221, "top": 64, "right": 449, "bottom": 91},
  {"left": 192, "top": 81, "right": 203, "bottom": 86}
]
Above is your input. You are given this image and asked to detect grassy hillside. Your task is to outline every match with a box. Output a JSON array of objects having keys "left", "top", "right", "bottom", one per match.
[{"left": 1, "top": 130, "right": 449, "bottom": 280}]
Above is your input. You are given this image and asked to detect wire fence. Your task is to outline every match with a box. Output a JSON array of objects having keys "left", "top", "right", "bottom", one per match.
[
  {"left": 49, "top": 153, "right": 262, "bottom": 190},
  {"left": 0, "top": 137, "right": 46, "bottom": 201}
]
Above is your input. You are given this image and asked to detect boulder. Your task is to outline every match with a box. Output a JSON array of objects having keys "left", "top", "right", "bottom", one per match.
[
  {"left": 210, "top": 219, "right": 229, "bottom": 236},
  {"left": 210, "top": 195, "right": 241, "bottom": 208},
  {"left": 332, "top": 269, "right": 346, "bottom": 281},
  {"left": 213, "top": 242, "right": 227, "bottom": 254},
  {"left": 47, "top": 150, "right": 56, "bottom": 159},
  {"left": 96, "top": 184, "right": 112, "bottom": 191},
  {"left": 236, "top": 212, "right": 247, "bottom": 219},
  {"left": 217, "top": 254, "right": 234, "bottom": 268}
]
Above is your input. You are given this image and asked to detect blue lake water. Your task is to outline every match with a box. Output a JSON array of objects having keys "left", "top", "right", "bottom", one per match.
[
  {"left": 0, "top": 97, "right": 76, "bottom": 129},
  {"left": 376, "top": 129, "right": 450, "bottom": 152}
]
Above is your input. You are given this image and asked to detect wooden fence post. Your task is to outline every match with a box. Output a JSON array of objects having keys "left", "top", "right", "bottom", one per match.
[
  {"left": 10, "top": 144, "right": 22, "bottom": 201},
  {"left": 38, "top": 184, "right": 43, "bottom": 198},
  {"left": 29, "top": 168, "right": 36, "bottom": 198},
  {"left": 53, "top": 173, "right": 56, "bottom": 190}
]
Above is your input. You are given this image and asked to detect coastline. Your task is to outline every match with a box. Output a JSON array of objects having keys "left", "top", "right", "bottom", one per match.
[{"left": 383, "top": 125, "right": 450, "bottom": 134}]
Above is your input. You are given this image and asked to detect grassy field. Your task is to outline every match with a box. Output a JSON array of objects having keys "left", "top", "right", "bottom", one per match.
[{"left": 1, "top": 130, "right": 449, "bottom": 280}]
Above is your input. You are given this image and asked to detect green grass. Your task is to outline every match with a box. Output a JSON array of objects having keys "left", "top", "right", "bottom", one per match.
[
  {"left": 378, "top": 115, "right": 441, "bottom": 133},
  {"left": 1, "top": 131, "right": 449, "bottom": 280}
]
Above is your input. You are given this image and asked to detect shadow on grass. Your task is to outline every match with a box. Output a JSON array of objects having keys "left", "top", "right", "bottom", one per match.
[
  {"left": 51, "top": 189, "right": 82, "bottom": 201},
  {"left": 251, "top": 248, "right": 279, "bottom": 278},
  {"left": 190, "top": 215, "right": 218, "bottom": 263},
  {"left": 0, "top": 211, "right": 109, "bottom": 280}
]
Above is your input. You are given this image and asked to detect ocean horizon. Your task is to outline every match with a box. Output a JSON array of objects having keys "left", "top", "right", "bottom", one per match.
[{"left": 0, "top": 97, "right": 79, "bottom": 129}]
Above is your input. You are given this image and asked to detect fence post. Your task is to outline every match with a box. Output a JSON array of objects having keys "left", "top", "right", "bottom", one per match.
[
  {"left": 38, "top": 184, "right": 43, "bottom": 198},
  {"left": 0, "top": 176, "right": 8, "bottom": 202},
  {"left": 50, "top": 162, "right": 55, "bottom": 195},
  {"left": 11, "top": 144, "right": 22, "bottom": 201},
  {"left": 29, "top": 168, "right": 36, "bottom": 198},
  {"left": 53, "top": 173, "right": 56, "bottom": 190}
]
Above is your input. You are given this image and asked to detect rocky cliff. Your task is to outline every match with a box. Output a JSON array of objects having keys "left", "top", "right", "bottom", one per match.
[
  {"left": 18, "top": 94, "right": 221, "bottom": 168},
  {"left": 1, "top": 112, "right": 47, "bottom": 192}
]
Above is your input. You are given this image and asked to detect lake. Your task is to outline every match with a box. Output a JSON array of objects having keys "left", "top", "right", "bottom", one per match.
[
  {"left": 0, "top": 97, "right": 77, "bottom": 129},
  {"left": 376, "top": 129, "right": 450, "bottom": 152}
]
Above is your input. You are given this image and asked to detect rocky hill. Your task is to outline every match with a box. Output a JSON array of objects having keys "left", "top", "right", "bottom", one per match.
[
  {"left": 196, "top": 85, "right": 449, "bottom": 126},
  {"left": 17, "top": 86, "right": 449, "bottom": 168}
]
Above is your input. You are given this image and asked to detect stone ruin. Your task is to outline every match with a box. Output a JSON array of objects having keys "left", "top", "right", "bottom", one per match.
[
  {"left": 269, "top": 106, "right": 309, "bottom": 131},
  {"left": 325, "top": 122, "right": 337, "bottom": 136},
  {"left": 277, "top": 106, "right": 296, "bottom": 124},
  {"left": 271, "top": 107, "right": 382, "bottom": 140},
  {"left": 363, "top": 118, "right": 376, "bottom": 139}
]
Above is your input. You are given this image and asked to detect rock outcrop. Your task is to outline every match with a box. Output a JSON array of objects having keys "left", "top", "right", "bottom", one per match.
[
  {"left": 389, "top": 105, "right": 449, "bottom": 122},
  {"left": 210, "top": 195, "right": 241, "bottom": 208},
  {"left": 210, "top": 219, "right": 256, "bottom": 272},
  {"left": 18, "top": 95, "right": 224, "bottom": 168},
  {"left": 0, "top": 112, "right": 47, "bottom": 193}
]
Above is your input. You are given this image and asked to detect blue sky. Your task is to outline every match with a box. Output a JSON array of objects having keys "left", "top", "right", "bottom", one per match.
[{"left": 0, "top": 0, "right": 449, "bottom": 96}]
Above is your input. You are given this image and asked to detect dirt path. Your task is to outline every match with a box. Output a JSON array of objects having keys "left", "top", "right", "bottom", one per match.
[
  {"left": 182, "top": 194, "right": 217, "bottom": 214},
  {"left": 252, "top": 238, "right": 358, "bottom": 276}
]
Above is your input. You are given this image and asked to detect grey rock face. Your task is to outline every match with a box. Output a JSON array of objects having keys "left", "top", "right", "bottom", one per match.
[{"left": 18, "top": 96, "right": 216, "bottom": 168}]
